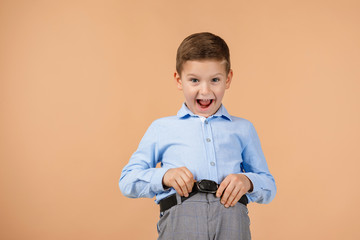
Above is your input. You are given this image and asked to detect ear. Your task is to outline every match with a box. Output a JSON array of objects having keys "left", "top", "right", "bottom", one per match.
[
  {"left": 174, "top": 71, "right": 183, "bottom": 90},
  {"left": 225, "top": 69, "right": 233, "bottom": 89}
]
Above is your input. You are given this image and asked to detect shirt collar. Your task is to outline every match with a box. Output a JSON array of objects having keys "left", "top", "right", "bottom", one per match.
[{"left": 177, "top": 103, "right": 232, "bottom": 121}]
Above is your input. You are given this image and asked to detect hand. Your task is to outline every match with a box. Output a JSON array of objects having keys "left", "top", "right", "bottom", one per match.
[
  {"left": 216, "top": 174, "right": 253, "bottom": 208},
  {"left": 162, "top": 167, "right": 195, "bottom": 197}
]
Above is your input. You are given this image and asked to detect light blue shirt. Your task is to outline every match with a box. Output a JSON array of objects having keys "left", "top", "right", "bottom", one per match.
[{"left": 119, "top": 104, "right": 276, "bottom": 204}]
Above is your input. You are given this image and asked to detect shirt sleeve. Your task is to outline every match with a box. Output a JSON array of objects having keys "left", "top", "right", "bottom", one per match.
[
  {"left": 119, "top": 121, "right": 170, "bottom": 199},
  {"left": 241, "top": 123, "right": 277, "bottom": 204}
]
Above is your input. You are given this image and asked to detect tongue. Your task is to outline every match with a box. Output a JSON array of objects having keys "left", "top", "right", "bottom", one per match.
[{"left": 198, "top": 100, "right": 211, "bottom": 107}]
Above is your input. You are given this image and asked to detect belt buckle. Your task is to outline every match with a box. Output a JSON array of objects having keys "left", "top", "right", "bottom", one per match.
[{"left": 196, "top": 180, "right": 218, "bottom": 193}]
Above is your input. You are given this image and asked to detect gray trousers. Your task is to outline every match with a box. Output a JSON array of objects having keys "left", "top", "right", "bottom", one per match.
[{"left": 157, "top": 193, "right": 251, "bottom": 240}]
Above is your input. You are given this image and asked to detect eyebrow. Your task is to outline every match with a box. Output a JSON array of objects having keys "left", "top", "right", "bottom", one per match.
[{"left": 185, "top": 73, "right": 224, "bottom": 78}]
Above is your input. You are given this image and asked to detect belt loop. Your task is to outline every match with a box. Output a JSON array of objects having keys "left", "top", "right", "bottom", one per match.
[{"left": 176, "top": 193, "right": 182, "bottom": 205}]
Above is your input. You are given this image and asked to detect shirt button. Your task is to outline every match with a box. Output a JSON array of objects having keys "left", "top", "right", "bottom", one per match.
[
  {"left": 210, "top": 162, "right": 215, "bottom": 166},
  {"left": 206, "top": 138, "right": 211, "bottom": 142}
]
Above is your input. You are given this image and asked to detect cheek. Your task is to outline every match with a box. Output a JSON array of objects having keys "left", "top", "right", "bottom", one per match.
[
  {"left": 183, "top": 91, "right": 195, "bottom": 102},
  {"left": 214, "top": 89, "right": 226, "bottom": 99},
  {"left": 184, "top": 88, "right": 197, "bottom": 98}
]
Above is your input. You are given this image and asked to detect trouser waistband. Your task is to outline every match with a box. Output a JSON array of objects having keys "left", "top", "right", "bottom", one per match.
[{"left": 159, "top": 180, "right": 248, "bottom": 212}]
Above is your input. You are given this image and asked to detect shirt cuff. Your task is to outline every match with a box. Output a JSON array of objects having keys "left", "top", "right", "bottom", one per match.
[
  {"left": 150, "top": 167, "right": 171, "bottom": 194},
  {"left": 242, "top": 172, "right": 261, "bottom": 201}
]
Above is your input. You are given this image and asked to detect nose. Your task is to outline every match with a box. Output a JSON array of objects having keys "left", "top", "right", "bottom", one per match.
[{"left": 199, "top": 82, "right": 211, "bottom": 96}]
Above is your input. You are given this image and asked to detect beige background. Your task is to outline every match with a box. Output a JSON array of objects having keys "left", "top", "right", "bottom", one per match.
[{"left": 1, "top": 0, "right": 359, "bottom": 239}]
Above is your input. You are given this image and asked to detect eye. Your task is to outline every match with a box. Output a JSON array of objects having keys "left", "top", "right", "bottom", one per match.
[
  {"left": 211, "top": 78, "right": 220, "bottom": 82},
  {"left": 190, "top": 78, "right": 199, "bottom": 83}
]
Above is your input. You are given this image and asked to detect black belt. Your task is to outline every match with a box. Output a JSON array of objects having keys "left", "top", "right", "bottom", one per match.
[{"left": 159, "top": 180, "right": 248, "bottom": 212}]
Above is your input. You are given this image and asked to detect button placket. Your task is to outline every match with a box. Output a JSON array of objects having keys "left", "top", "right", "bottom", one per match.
[{"left": 202, "top": 118, "right": 218, "bottom": 181}]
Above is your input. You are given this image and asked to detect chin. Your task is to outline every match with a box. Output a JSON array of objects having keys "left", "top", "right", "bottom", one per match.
[{"left": 198, "top": 110, "right": 215, "bottom": 118}]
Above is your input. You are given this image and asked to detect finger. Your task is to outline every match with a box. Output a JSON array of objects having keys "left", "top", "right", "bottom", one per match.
[
  {"left": 222, "top": 183, "right": 239, "bottom": 207},
  {"left": 219, "top": 175, "right": 234, "bottom": 203},
  {"left": 225, "top": 185, "right": 241, "bottom": 208},
  {"left": 216, "top": 178, "right": 229, "bottom": 198},
  {"left": 175, "top": 178, "right": 189, "bottom": 197},
  {"left": 181, "top": 167, "right": 194, "bottom": 180},
  {"left": 229, "top": 188, "right": 243, "bottom": 207},
  {"left": 185, "top": 179, "right": 195, "bottom": 195},
  {"left": 230, "top": 186, "right": 249, "bottom": 207},
  {"left": 172, "top": 181, "right": 184, "bottom": 197},
  {"left": 175, "top": 170, "right": 192, "bottom": 195},
  {"left": 181, "top": 178, "right": 192, "bottom": 197},
  {"left": 221, "top": 183, "right": 235, "bottom": 206},
  {"left": 180, "top": 171, "right": 195, "bottom": 194},
  {"left": 173, "top": 184, "right": 184, "bottom": 196},
  {"left": 163, "top": 168, "right": 194, "bottom": 196}
]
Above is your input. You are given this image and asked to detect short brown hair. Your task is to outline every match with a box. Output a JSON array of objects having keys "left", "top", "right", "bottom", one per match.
[{"left": 176, "top": 32, "right": 231, "bottom": 75}]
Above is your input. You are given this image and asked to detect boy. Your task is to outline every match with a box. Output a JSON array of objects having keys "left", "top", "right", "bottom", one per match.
[{"left": 119, "top": 32, "right": 276, "bottom": 240}]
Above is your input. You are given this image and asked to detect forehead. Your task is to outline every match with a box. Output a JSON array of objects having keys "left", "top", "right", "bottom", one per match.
[{"left": 181, "top": 60, "right": 227, "bottom": 76}]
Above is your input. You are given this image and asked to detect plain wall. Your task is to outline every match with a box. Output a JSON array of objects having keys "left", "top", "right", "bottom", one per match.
[{"left": 1, "top": 0, "right": 359, "bottom": 239}]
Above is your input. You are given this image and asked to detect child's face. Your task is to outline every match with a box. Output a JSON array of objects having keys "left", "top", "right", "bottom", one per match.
[{"left": 175, "top": 60, "right": 233, "bottom": 118}]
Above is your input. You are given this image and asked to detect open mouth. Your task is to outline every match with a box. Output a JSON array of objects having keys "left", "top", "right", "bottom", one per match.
[{"left": 197, "top": 99, "right": 213, "bottom": 108}]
